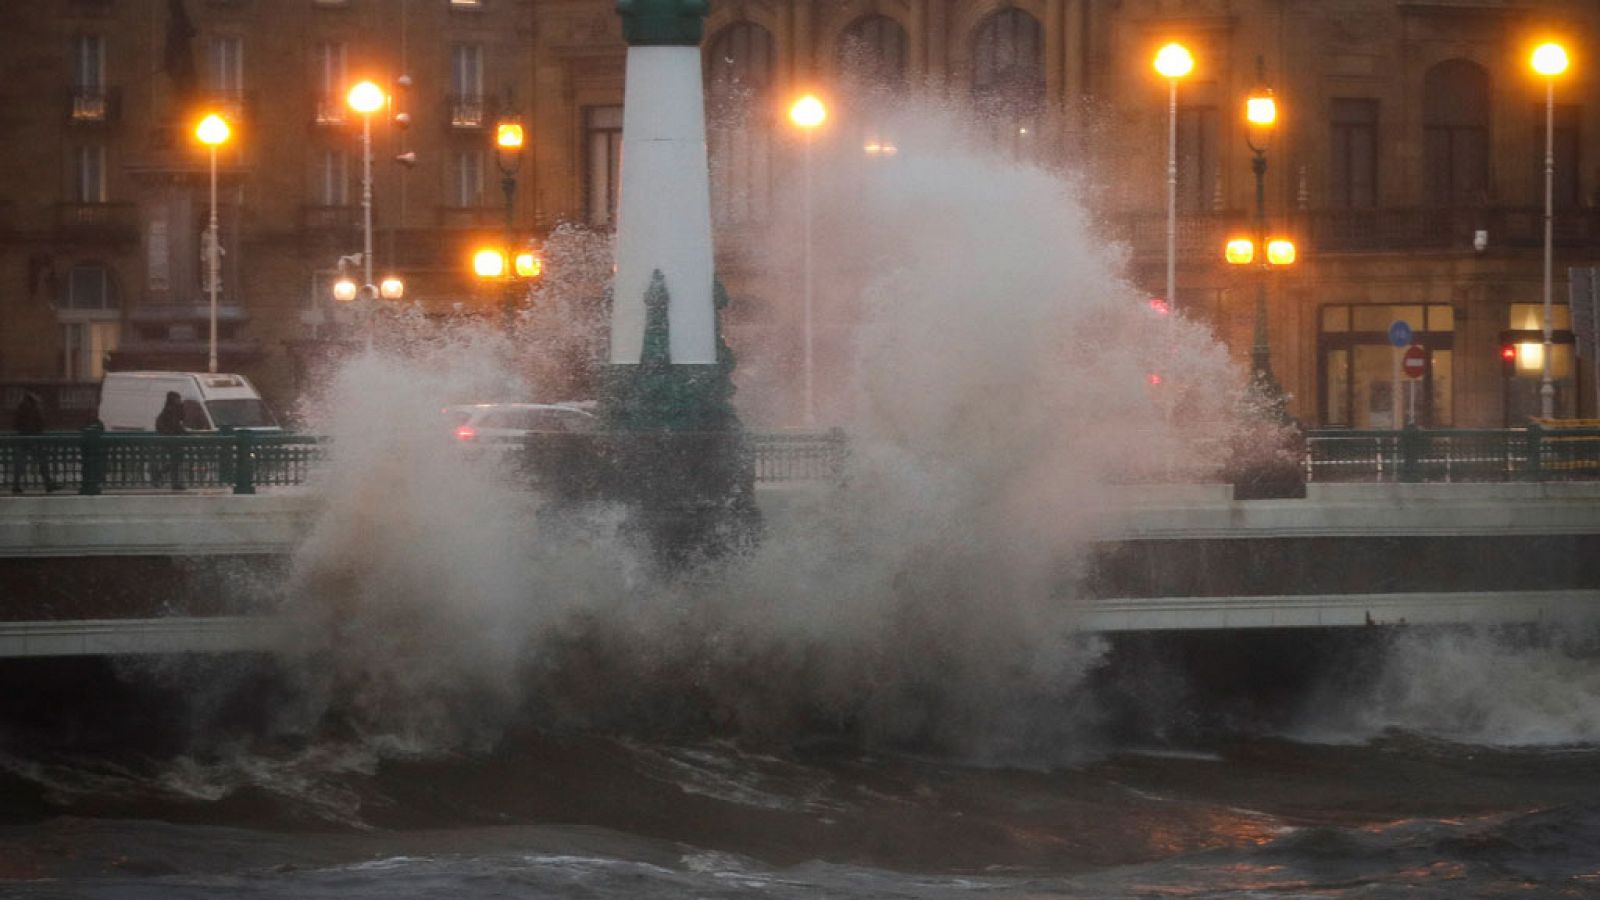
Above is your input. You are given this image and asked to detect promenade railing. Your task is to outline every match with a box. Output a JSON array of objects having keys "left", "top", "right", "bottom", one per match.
[
  {"left": 1305, "top": 424, "right": 1600, "bottom": 483},
  {"left": 9, "top": 426, "right": 1598, "bottom": 494},
  {"left": 0, "top": 429, "right": 850, "bottom": 495}
]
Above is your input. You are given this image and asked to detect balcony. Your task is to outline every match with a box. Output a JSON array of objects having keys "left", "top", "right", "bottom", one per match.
[
  {"left": 300, "top": 205, "right": 360, "bottom": 233},
  {"left": 313, "top": 95, "right": 345, "bottom": 126},
  {"left": 1106, "top": 207, "right": 1600, "bottom": 261},
  {"left": 195, "top": 90, "right": 256, "bottom": 123},
  {"left": 67, "top": 87, "right": 120, "bottom": 124},
  {"left": 447, "top": 94, "right": 487, "bottom": 129},
  {"left": 1306, "top": 208, "right": 1600, "bottom": 254},
  {"left": 436, "top": 206, "right": 502, "bottom": 229},
  {"left": 54, "top": 202, "right": 138, "bottom": 243}
]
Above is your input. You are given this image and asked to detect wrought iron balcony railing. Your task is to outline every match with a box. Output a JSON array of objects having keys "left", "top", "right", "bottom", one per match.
[
  {"left": 67, "top": 86, "right": 119, "bottom": 123},
  {"left": 54, "top": 202, "right": 139, "bottom": 243},
  {"left": 447, "top": 93, "right": 486, "bottom": 129}
]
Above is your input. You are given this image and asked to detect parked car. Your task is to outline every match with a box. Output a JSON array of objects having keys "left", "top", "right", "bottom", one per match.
[{"left": 443, "top": 403, "right": 597, "bottom": 443}]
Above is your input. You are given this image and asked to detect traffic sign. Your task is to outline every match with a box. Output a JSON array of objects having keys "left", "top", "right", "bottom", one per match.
[
  {"left": 1402, "top": 344, "right": 1427, "bottom": 379},
  {"left": 1388, "top": 320, "right": 1413, "bottom": 348}
]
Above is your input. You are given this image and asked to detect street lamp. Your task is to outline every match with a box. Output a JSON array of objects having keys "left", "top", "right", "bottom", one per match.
[
  {"left": 1242, "top": 56, "right": 1282, "bottom": 391},
  {"left": 195, "top": 112, "right": 231, "bottom": 373},
  {"left": 347, "top": 80, "right": 386, "bottom": 297},
  {"left": 472, "top": 244, "right": 541, "bottom": 317},
  {"left": 328, "top": 252, "right": 400, "bottom": 348},
  {"left": 789, "top": 93, "right": 827, "bottom": 426},
  {"left": 1153, "top": 43, "right": 1193, "bottom": 315},
  {"left": 1532, "top": 41, "right": 1569, "bottom": 418},
  {"left": 494, "top": 117, "right": 526, "bottom": 323}
]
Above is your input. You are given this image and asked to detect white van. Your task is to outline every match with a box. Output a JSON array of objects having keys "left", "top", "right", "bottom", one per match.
[{"left": 98, "top": 372, "right": 281, "bottom": 432}]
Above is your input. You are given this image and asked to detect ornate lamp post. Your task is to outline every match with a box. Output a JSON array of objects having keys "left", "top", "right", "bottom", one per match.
[
  {"left": 495, "top": 118, "right": 526, "bottom": 322},
  {"left": 347, "top": 80, "right": 386, "bottom": 297},
  {"left": 195, "top": 113, "right": 231, "bottom": 374},
  {"left": 1532, "top": 41, "right": 1570, "bottom": 419},
  {"left": 1244, "top": 57, "right": 1281, "bottom": 390},
  {"left": 788, "top": 93, "right": 826, "bottom": 426},
  {"left": 1153, "top": 43, "right": 1193, "bottom": 312}
]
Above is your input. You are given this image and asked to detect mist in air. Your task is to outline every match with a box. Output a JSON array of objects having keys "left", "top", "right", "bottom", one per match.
[{"left": 265, "top": 93, "right": 1592, "bottom": 764}]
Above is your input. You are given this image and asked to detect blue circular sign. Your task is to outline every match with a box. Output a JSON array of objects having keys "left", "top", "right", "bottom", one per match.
[{"left": 1388, "top": 320, "right": 1413, "bottom": 348}]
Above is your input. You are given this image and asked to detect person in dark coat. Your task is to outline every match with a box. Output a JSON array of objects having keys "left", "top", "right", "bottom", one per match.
[
  {"left": 11, "top": 392, "right": 60, "bottom": 493},
  {"left": 155, "top": 391, "right": 187, "bottom": 490}
]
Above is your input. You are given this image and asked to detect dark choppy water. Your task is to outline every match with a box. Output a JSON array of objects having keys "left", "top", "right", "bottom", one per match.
[
  {"left": 5, "top": 731, "right": 1600, "bottom": 896},
  {"left": 6, "top": 628, "right": 1600, "bottom": 898}
]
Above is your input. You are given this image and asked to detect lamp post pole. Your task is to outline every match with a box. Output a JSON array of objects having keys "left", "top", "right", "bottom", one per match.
[
  {"left": 1166, "top": 76, "right": 1178, "bottom": 313},
  {"left": 194, "top": 114, "right": 230, "bottom": 374},
  {"left": 1541, "top": 74, "right": 1556, "bottom": 418},
  {"left": 802, "top": 130, "right": 814, "bottom": 426},
  {"left": 789, "top": 95, "right": 825, "bottom": 427},
  {"left": 1152, "top": 44, "right": 1192, "bottom": 311},
  {"left": 1250, "top": 148, "right": 1271, "bottom": 381},
  {"left": 360, "top": 108, "right": 374, "bottom": 294},
  {"left": 1527, "top": 43, "right": 1568, "bottom": 419},
  {"left": 495, "top": 120, "right": 525, "bottom": 325},
  {"left": 1244, "top": 57, "right": 1280, "bottom": 393},
  {"left": 207, "top": 142, "right": 219, "bottom": 374}
]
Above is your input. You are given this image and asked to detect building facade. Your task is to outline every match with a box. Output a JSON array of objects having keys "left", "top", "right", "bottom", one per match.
[{"left": 2, "top": 0, "right": 1598, "bottom": 429}]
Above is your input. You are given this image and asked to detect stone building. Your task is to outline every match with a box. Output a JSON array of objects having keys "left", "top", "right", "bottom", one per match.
[{"left": 1, "top": 0, "right": 1598, "bottom": 429}]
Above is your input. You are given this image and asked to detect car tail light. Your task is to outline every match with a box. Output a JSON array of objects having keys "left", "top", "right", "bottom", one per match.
[{"left": 455, "top": 425, "right": 477, "bottom": 441}]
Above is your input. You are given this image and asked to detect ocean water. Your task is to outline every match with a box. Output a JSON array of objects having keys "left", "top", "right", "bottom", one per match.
[{"left": 5, "top": 631, "right": 1600, "bottom": 898}]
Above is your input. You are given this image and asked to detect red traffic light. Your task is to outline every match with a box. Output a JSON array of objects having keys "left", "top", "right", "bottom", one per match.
[
  {"left": 1147, "top": 298, "right": 1171, "bottom": 316},
  {"left": 1147, "top": 372, "right": 1163, "bottom": 386},
  {"left": 1501, "top": 345, "right": 1517, "bottom": 376}
]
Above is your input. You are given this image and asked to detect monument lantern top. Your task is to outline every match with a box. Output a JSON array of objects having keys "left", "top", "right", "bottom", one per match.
[{"left": 616, "top": 0, "right": 709, "bottom": 46}]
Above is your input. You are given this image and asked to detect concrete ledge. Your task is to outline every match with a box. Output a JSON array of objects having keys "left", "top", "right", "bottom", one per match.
[
  {"left": 1306, "top": 482, "right": 1600, "bottom": 502},
  {"left": 1080, "top": 589, "right": 1600, "bottom": 632},
  {"left": 0, "top": 616, "right": 287, "bottom": 658},
  {"left": 0, "top": 493, "right": 319, "bottom": 558},
  {"left": 6, "top": 482, "right": 1600, "bottom": 559}
]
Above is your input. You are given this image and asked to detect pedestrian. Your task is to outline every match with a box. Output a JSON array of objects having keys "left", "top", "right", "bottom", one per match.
[
  {"left": 11, "top": 391, "right": 60, "bottom": 494},
  {"left": 155, "top": 391, "right": 187, "bottom": 490}
]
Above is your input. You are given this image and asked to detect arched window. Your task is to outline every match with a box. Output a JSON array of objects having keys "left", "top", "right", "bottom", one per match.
[
  {"left": 972, "top": 9, "right": 1044, "bottom": 115},
  {"left": 706, "top": 22, "right": 776, "bottom": 225},
  {"left": 837, "top": 15, "right": 909, "bottom": 97},
  {"left": 972, "top": 9, "right": 1044, "bottom": 154},
  {"left": 1423, "top": 59, "right": 1490, "bottom": 206}
]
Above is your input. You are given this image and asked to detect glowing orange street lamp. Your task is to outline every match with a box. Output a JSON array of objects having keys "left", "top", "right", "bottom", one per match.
[
  {"left": 195, "top": 113, "right": 231, "bottom": 373},
  {"left": 473, "top": 248, "right": 506, "bottom": 279},
  {"left": 514, "top": 250, "right": 542, "bottom": 279},
  {"left": 1266, "top": 239, "right": 1297, "bottom": 267},
  {"left": 1225, "top": 238, "right": 1255, "bottom": 266},
  {"left": 1532, "top": 41, "right": 1570, "bottom": 417},
  {"left": 790, "top": 93, "right": 828, "bottom": 426},
  {"left": 346, "top": 80, "right": 387, "bottom": 299},
  {"left": 1152, "top": 42, "right": 1192, "bottom": 323}
]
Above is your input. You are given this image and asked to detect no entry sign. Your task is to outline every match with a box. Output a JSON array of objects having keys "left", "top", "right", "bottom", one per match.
[{"left": 1402, "top": 344, "right": 1428, "bottom": 379}]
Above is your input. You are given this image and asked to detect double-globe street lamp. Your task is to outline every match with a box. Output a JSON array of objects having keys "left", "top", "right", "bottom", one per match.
[
  {"left": 789, "top": 93, "right": 827, "bottom": 427},
  {"left": 493, "top": 117, "right": 527, "bottom": 321},
  {"left": 1153, "top": 43, "right": 1194, "bottom": 313},
  {"left": 194, "top": 113, "right": 231, "bottom": 374},
  {"left": 1232, "top": 58, "right": 1294, "bottom": 395},
  {"left": 1532, "top": 41, "right": 1570, "bottom": 419},
  {"left": 333, "top": 80, "right": 403, "bottom": 344}
]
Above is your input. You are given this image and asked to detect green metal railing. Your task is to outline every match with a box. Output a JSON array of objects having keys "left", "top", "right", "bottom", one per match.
[
  {"left": 1, "top": 432, "right": 323, "bottom": 495},
  {"left": 16, "top": 426, "right": 1595, "bottom": 494},
  {"left": 2, "top": 430, "right": 848, "bottom": 495},
  {"left": 1305, "top": 425, "right": 1600, "bottom": 483}
]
